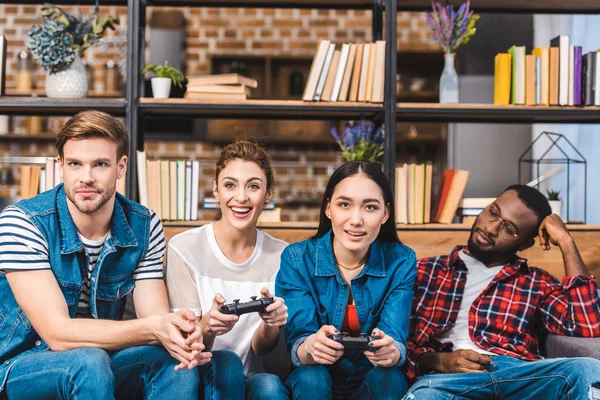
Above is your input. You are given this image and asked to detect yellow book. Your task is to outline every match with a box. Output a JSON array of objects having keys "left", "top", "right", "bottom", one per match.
[{"left": 494, "top": 53, "right": 511, "bottom": 105}]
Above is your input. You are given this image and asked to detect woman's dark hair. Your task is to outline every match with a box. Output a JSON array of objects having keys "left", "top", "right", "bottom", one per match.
[{"left": 313, "top": 161, "right": 400, "bottom": 243}]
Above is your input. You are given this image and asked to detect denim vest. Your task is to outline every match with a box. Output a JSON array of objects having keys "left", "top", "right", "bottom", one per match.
[{"left": 0, "top": 184, "right": 152, "bottom": 391}]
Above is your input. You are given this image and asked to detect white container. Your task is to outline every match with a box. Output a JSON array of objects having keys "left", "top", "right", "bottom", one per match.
[
  {"left": 45, "top": 55, "right": 89, "bottom": 98},
  {"left": 549, "top": 200, "right": 563, "bottom": 220},
  {"left": 151, "top": 77, "right": 172, "bottom": 99}
]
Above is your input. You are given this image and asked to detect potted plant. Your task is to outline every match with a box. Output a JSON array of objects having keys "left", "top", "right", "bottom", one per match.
[
  {"left": 547, "top": 189, "right": 563, "bottom": 219},
  {"left": 330, "top": 119, "right": 384, "bottom": 162},
  {"left": 27, "top": 1, "right": 119, "bottom": 98},
  {"left": 426, "top": 1, "right": 479, "bottom": 103},
  {"left": 142, "top": 61, "right": 184, "bottom": 99}
]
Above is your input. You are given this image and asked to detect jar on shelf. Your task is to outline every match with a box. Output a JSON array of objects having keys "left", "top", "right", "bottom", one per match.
[
  {"left": 17, "top": 51, "right": 34, "bottom": 92},
  {"left": 105, "top": 60, "right": 119, "bottom": 93}
]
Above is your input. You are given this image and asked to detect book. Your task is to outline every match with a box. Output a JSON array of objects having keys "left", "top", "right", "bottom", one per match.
[
  {"left": 136, "top": 150, "right": 148, "bottom": 207},
  {"left": 160, "top": 160, "right": 170, "bottom": 220},
  {"left": 414, "top": 164, "right": 425, "bottom": 224},
  {"left": 438, "top": 170, "right": 470, "bottom": 224},
  {"left": 20, "top": 166, "right": 32, "bottom": 199},
  {"left": 508, "top": 45, "right": 525, "bottom": 105},
  {"left": 532, "top": 46, "right": 549, "bottom": 105},
  {"left": 330, "top": 43, "right": 350, "bottom": 102},
  {"left": 573, "top": 46, "right": 583, "bottom": 106},
  {"left": 459, "top": 197, "right": 495, "bottom": 209},
  {"left": 186, "top": 73, "right": 258, "bottom": 88},
  {"left": 314, "top": 43, "right": 336, "bottom": 101},
  {"left": 338, "top": 43, "right": 357, "bottom": 101},
  {"left": 357, "top": 42, "right": 371, "bottom": 102},
  {"left": 191, "top": 161, "right": 200, "bottom": 220},
  {"left": 302, "top": 39, "right": 332, "bottom": 101},
  {"left": 535, "top": 56, "right": 541, "bottom": 105},
  {"left": 169, "top": 161, "right": 177, "bottom": 221},
  {"left": 186, "top": 84, "right": 251, "bottom": 95},
  {"left": 434, "top": 169, "right": 455, "bottom": 222},
  {"left": 177, "top": 160, "right": 186, "bottom": 221},
  {"left": 370, "top": 40, "right": 386, "bottom": 103},
  {"left": 549, "top": 46, "right": 560, "bottom": 105},
  {"left": 568, "top": 45, "right": 574, "bottom": 106},
  {"left": 395, "top": 164, "right": 408, "bottom": 224},
  {"left": 494, "top": 53, "right": 511, "bottom": 105},
  {"left": 146, "top": 160, "right": 162, "bottom": 219},
  {"left": 583, "top": 52, "right": 596, "bottom": 106},
  {"left": 185, "top": 161, "right": 192, "bottom": 221},
  {"left": 45, "top": 158, "right": 55, "bottom": 190},
  {"left": 184, "top": 92, "right": 247, "bottom": 101},
  {"left": 348, "top": 43, "right": 364, "bottom": 102},
  {"left": 424, "top": 163, "right": 433, "bottom": 224},
  {"left": 595, "top": 50, "right": 600, "bottom": 106},
  {"left": 407, "top": 163, "right": 415, "bottom": 224},
  {"left": 525, "top": 54, "right": 536, "bottom": 106},
  {"left": 257, "top": 208, "right": 281, "bottom": 223},
  {"left": 364, "top": 41, "right": 378, "bottom": 102},
  {"left": 550, "top": 35, "right": 569, "bottom": 106},
  {"left": 321, "top": 49, "right": 341, "bottom": 101}
]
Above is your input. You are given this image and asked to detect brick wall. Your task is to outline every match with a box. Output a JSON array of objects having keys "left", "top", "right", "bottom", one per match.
[{"left": 0, "top": 5, "right": 438, "bottom": 221}]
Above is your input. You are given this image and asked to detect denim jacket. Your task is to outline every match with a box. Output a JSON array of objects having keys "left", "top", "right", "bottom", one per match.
[
  {"left": 275, "top": 230, "right": 417, "bottom": 374},
  {"left": 0, "top": 184, "right": 152, "bottom": 391}
]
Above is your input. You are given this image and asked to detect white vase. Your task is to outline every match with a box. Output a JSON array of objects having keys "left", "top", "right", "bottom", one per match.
[
  {"left": 151, "top": 77, "right": 172, "bottom": 99},
  {"left": 439, "top": 53, "right": 459, "bottom": 104},
  {"left": 549, "top": 200, "right": 563, "bottom": 219},
  {"left": 45, "top": 56, "right": 89, "bottom": 99}
]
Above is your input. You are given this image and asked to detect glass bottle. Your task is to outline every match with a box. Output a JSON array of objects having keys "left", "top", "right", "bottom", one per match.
[
  {"left": 16, "top": 51, "right": 33, "bottom": 92},
  {"left": 439, "top": 53, "right": 459, "bottom": 104}
]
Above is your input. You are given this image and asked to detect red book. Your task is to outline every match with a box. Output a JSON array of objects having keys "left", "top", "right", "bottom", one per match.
[{"left": 434, "top": 170, "right": 456, "bottom": 222}]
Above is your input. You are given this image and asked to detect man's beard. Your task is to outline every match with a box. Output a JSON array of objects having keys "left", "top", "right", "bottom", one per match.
[
  {"left": 66, "top": 184, "right": 114, "bottom": 215},
  {"left": 467, "top": 225, "right": 519, "bottom": 266}
]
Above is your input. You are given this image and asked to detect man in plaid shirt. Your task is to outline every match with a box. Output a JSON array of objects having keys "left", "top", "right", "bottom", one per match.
[{"left": 403, "top": 185, "right": 600, "bottom": 400}]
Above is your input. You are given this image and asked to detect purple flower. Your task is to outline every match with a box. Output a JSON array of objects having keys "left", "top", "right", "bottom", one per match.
[
  {"left": 330, "top": 126, "right": 341, "bottom": 143},
  {"left": 426, "top": 1, "right": 478, "bottom": 53},
  {"left": 373, "top": 126, "right": 384, "bottom": 146}
]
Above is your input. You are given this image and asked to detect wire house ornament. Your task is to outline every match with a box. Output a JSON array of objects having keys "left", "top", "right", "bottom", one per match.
[{"left": 518, "top": 131, "right": 587, "bottom": 224}]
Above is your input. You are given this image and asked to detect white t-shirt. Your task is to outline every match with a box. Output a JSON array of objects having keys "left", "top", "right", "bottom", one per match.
[
  {"left": 437, "top": 250, "right": 503, "bottom": 355},
  {"left": 166, "top": 223, "right": 287, "bottom": 377}
]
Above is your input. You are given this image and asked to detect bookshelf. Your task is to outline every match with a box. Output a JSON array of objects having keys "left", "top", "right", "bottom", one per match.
[
  {"left": 0, "top": 97, "right": 126, "bottom": 116},
  {"left": 396, "top": 0, "right": 600, "bottom": 13}
]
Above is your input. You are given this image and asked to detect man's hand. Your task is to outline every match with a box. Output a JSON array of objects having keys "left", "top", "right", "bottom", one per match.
[
  {"left": 302, "top": 325, "right": 345, "bottom": 365},
  {"left": 174, "top": 311, "right": 212, "bottom": 370},
  {"left": 434, "top": 349, "right": 493, "bottom": 374},
  {"left": 151, "top": 310, "right": 204, "bottom": 368},
  {"left": 258, "top": 288, "right": 287, "bottom": 328},
  {"left": 205, "top": 293, "right": 239, "bottom": 336},
  {"left": 538, "top": 213, "right": 572, "bottom": 251},
  {"left": 363, "top": 328, "right": 400, "bottom": 368}
]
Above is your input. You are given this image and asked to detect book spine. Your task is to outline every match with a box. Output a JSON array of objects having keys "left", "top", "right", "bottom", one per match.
[
  {"left": 573, "top": 46, "right": 582, "bottom": 106},
  {"left": 314, "top": 44, "right": 335, "bottom": 102}
]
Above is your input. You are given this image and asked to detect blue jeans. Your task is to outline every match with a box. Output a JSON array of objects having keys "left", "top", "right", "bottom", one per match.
[
  {"left": 198, "top": 350, "right": 245, "bottom": 400},
  {"left": 286, "top": 364, "right": 407, "bottom": 400},
  {"left": 403, "top": 355, "right": 600, "bottom": 400},
  {"left": 246, "top": 373, "right": 289, "bottom": 400},
  {"left": 4, "top": 345, "right": 199, "bottom": 400}
]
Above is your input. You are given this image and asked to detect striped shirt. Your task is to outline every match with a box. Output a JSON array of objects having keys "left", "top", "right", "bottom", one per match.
[{"left": 0, "top": 206, "right": 165, "bottom": 317}]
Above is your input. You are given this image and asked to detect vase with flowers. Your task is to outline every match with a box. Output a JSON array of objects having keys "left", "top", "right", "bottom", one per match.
[
  {"left": 27, "top": 1, "right": 118, "bottom": 98},
  {"left": 426, "top": 1, "right": 479, "bottom": 103},
  {"left": 330, "top": 119, "right": 384, "bottom": 163}
]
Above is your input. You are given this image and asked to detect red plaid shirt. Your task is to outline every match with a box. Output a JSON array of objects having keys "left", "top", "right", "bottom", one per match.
[{"left": 404, "top": 246, "right": 600, "bottom": 382}]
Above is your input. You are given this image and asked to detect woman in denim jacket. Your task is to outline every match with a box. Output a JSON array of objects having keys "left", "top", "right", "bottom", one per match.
[{"left": 276, "top": 161, "right": 417, "bottom": 399}]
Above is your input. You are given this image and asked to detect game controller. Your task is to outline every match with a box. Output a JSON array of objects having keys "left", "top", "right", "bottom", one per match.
[
  {"left": 220, "top": 296, "right": 274, "bottom": 316},
  {"left": 327, "top": 332, "right": 381, "bottom": 351}
]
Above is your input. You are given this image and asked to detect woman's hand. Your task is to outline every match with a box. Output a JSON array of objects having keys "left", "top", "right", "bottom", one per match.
[
  {"left": 363, "top": 328, "right": 400, "bottom": 368},
  {"left": 258, "top": 288, "right": 288, "bottom": 328},
  {"left": 302, "top": 325, "right": 345, "bottom": 365},
  {"left": 204, "top": 293, "right": 239, "bottom": 336}
]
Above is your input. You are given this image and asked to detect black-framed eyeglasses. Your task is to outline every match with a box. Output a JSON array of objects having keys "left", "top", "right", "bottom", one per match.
[{"left": 483, "top": 204, "right": 519, "bottom": 240}]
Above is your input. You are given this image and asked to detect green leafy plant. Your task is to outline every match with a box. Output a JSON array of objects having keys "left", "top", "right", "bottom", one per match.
[
  {"left": 547, "top": 189, "right": 561, "bottom": 201},
  {"left": 27, "top": 1, "right": 119, "bottom": 73},
  {"left": 142, "top": 61, "right": 185, "bottom": 88}
]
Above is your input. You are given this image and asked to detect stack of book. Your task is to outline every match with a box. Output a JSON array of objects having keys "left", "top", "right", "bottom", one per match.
[
  {"left": 184, "top": 73, "right": 258, "bottom": 101},
  {"left": 136, "top": 151, "right": 201, "bottom": 221},
  {"left": 394, "top": 163, "right": 433, "bottom": 225},
  {"left": 457, "top": 197, "right": 495, "bottom": 225},
  {"left": 494, "top": 36, "right": 600, "bottom": 106},
  {"left": 302, "top": 40, "right": 386, "bottom": 103}
]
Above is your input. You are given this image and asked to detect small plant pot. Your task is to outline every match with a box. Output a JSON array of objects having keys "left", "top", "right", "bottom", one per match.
[
  {"left": 549, "top": 200, "right": 563, "bottom": 219},
  {"left": 151, "top": 77, "right": 172, "bottom": 99}
]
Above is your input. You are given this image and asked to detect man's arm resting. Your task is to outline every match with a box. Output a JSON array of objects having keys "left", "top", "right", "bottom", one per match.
[
  {"left": 5, "top": 269, "right": 181, "bottom": 351},
  {"left": 417, "top": 349, "right": 493, "bottom": 375}
]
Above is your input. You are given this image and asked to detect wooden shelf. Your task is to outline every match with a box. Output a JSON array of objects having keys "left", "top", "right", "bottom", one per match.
[
  {"left": 146, "top": 0, "right": 374, "bottom": 9},
  {"left": 0, "top": 97, "right": 126, "bottom": 116},
  {"left": 396, "top": 0, "right": 600, "bottom": 14},
  {"left": 6, "top": 0, "right": 126, "bottom": 4},
  {"left": 5, "top": 88, "right": 123, "bottom": 98},
  {"left": 397, "top": 103, "right": 600, "bottom": 123},
  {"left": 139, "top": 98, "right": 383, "bottom": 120},
  {"left": 0, "top": 133, "right": 56, "bottom": 141}
]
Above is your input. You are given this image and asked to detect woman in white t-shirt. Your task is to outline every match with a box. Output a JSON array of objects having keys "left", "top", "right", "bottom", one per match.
[{"left": 166, "top": 140, "right": 289, "bottom": 400}]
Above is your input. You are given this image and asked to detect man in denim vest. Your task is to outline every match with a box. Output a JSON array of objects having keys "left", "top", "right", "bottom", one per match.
[{"left": 0, "top": 111, "right": 210, "bottom": 399}]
